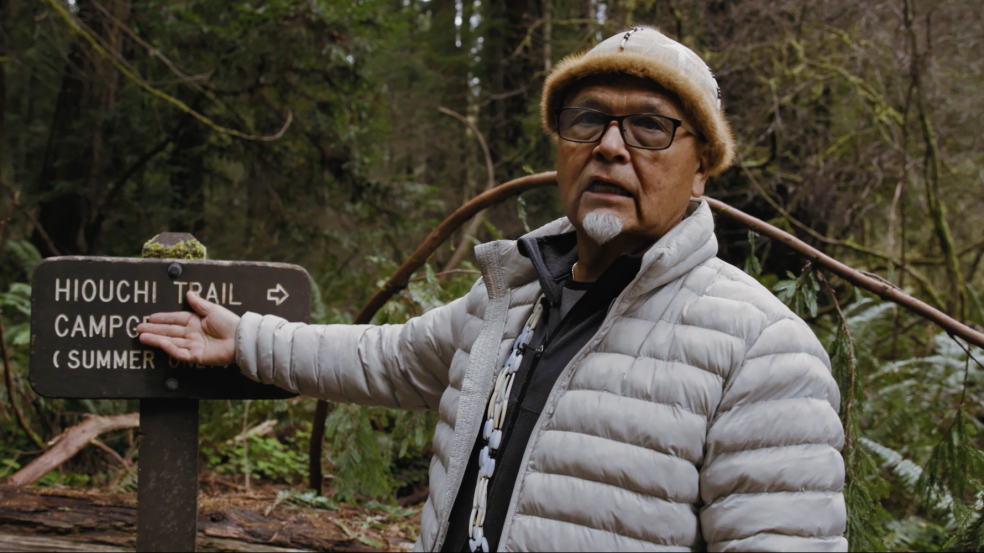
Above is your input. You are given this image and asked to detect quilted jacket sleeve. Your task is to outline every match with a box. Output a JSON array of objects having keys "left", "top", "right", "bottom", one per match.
[
  {"left": 234, "top": 294, "right": 469, "bottom": 412},
  {"left": 699, "top": 316, "right": 848, "bottom": 552}
]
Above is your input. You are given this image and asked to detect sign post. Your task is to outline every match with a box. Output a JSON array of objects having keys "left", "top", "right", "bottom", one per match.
[
  {"left": 137, "top": 397, "right": 200, "bottom": 552},
  {"left": 29, "top": 233, "right": 311, "bottom": 551}
]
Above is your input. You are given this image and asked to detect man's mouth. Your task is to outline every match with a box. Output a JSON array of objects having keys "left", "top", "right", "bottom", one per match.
[{"left": 586, "top": 179, "right": 633, "bottom": 198}]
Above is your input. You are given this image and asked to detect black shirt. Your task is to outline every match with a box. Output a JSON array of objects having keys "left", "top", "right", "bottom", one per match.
[{"left": 442, "top": 231, "right": 641, "bottom": 552}]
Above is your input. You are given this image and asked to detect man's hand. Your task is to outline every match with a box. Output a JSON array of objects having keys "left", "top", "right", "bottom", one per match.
[{"left": 137, "top": 291, "right": 240, "bottom": 366}]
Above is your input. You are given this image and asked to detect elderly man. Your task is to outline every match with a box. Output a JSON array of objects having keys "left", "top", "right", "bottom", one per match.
[{"left": 138, "top": 27, "right": 846, "bottom": 552}]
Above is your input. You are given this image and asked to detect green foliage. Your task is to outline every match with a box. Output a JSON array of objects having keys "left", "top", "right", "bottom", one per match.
[
  {"left": 918, "top": 409, "right": 984, "bottom": 510},
  {"left": 743, "top": 230, "right": 762, "bottom": 277},
  {"left": 516, "top": 196, "right": 531, "bottom": 234},
  {"left": 844, "top": 445, "right": 890, "bottom": 551},
  {"left": 0, "top": 282, "right": 31, "bottom": 346},
  {"left": 323, "top": 404, "right": 438, "bottom": 502},
  {"left": 208, "top": 433, "right": 309, "bottom": 485},
  {"left": 6, "top": 241, "right": 41, "bottom": 279},
  {"left": 773, "top": 269, "right": 821, "bottom": 318}
]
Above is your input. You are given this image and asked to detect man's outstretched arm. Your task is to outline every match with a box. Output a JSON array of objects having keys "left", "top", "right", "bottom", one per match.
[{"left": 137, "top": 290, "right": 467, "bottom": 411}]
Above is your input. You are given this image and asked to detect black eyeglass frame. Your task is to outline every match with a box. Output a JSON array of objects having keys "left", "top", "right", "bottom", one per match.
[{"left": 554, "top": 107, "right": 697, "bottom": 151}]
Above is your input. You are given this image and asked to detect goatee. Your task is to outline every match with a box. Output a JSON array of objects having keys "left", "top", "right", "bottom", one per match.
[{"left": 581, "top": 211, "right": 623, "bottom": 245}]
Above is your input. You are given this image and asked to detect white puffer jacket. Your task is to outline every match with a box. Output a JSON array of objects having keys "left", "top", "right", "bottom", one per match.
[{"left": 236, "top": 199, "right": 847, "bottom": 552}]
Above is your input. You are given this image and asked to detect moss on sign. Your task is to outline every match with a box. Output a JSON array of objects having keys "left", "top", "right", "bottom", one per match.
[{"left": 141, "top": 239, "right": 207, "bottom": 260}]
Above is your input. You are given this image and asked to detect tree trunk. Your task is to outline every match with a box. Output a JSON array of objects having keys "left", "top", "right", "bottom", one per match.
[{"left": 33, "top": 0, "right": 132, "bottom": 257}]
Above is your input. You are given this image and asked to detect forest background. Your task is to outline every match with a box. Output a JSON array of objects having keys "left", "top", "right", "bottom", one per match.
[{"left": 1, "top": 0, "right": 983, "bottom": 550}]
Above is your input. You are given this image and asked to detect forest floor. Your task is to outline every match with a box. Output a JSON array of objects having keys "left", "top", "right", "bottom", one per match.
[{"left": 0, "top": 482, "right": 421, "bottom": 552}]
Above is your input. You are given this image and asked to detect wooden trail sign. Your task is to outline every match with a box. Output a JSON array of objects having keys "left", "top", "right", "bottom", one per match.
[{"left": 30, "top": 256, "right": 311, "bottom": 399}]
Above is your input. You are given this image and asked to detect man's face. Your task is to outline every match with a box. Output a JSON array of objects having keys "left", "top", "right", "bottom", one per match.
[{"left": 556, "top": 74, "right": 708, "bottom": 249}]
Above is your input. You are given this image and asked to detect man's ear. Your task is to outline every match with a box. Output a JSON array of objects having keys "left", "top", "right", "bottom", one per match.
[
  {"left": 691, "top": 171, "right": 708, "bottom": 198},
  {"left": 691, "top": 142, "right": 710, "bottom": 197}
]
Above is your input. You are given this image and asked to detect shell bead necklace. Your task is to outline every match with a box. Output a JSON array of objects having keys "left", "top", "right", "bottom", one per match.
[{"left": 466, "top": 299, "right": 545, "bottom": 552}]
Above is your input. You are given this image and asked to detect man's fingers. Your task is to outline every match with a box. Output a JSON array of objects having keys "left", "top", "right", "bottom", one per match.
[
  {"left": 136, "top": 322, "right": 189, "bottom": 338},
  {"left": 145, "top": 311, "right": 194, "bottom": 325},
  {"left": 187, "top": 291, "right": 214, "bottom": 317}
]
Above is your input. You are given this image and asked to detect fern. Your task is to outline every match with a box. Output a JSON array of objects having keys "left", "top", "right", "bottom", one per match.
[
  {"left": 861, "top": 438, "right": 955, "bottom": 520},
  {"left": 5, "top": 240, "right": 41, "bottom": 279}
]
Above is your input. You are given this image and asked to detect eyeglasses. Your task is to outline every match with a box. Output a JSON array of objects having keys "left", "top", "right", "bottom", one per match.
[{"left": 555, "top": 107, "right": 695, "bottom": 150}]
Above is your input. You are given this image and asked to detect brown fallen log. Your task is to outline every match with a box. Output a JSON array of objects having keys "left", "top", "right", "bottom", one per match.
[
  {"left": 5, "top": 413, "right": 140, "bottom": 488},
  {"left": 0, "top": 487, "right": 417, "bottom": 552}
]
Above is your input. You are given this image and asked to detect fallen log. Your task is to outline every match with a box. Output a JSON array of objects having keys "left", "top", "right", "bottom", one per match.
[
  {"left": 0, "top": 487, "right": 418, "bottom": 552},
  {"left": 5, "top": 413, "right": 140, "bottom": 488}
]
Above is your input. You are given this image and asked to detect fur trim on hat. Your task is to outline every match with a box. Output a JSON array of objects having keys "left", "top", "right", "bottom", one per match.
[{"left": 541, "top": 49, "right": 736, "bottom": 177}]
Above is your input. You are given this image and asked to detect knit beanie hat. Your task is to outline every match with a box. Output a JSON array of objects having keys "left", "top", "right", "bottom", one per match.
[{"left": 541, "top": 26, "right": 735, "bottom": 177}]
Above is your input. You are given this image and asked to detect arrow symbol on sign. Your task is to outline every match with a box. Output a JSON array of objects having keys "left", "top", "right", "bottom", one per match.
[{"left": 267, "top": 283, "right": 289, "bottom": 306}]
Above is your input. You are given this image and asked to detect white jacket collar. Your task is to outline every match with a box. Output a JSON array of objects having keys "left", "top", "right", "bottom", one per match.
[{"left": 475, "top": 198, "right": 718, "bottom": 299}]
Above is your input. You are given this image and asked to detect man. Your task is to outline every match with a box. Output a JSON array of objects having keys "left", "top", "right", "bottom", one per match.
[{"left": 138, "top": 27, "right": 847, "bottom": 552}]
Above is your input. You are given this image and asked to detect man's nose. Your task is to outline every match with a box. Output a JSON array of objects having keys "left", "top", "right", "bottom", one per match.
[{"left": 594, "top": 122, "right": 630, "bottom": 162}]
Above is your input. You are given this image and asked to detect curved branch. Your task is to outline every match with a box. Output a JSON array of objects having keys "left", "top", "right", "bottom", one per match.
[
  {"left": 354, "top": 172, "right": 557, "bottom": 324},
  {"left": 706, "top": 197, "right": 984, "bottom": 349}
]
